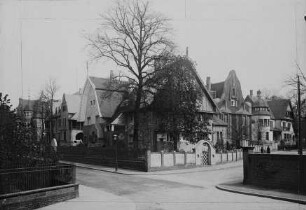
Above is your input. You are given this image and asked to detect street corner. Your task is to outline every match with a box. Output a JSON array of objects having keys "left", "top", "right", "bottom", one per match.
[{"left": 216, "top": 182, "right": 306, "bottom": 205}]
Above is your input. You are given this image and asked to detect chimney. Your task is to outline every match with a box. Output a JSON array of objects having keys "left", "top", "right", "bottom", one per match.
[
  {"left": 186, "top": 47, "right": 189, "bottom": 57},
  {"left": 206, "top": 77, "right": 211, "bottom": 91},
  {"left": 257, "top": 90, "right": 261, "bottom": 97},
  {"left": 250, "top": 90, "right": 253, "bottom": 97}
]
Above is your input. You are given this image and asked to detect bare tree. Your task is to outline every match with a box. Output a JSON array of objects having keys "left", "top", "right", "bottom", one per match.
[
  {"left": 34, "top": 78, "right": 59, "bottom": 141},
  {"left": 87, "top": 0, "right": 174, "bottom": 148}
]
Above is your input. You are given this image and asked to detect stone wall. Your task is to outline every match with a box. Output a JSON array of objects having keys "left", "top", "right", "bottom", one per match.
[
  {"left": 243, "top": 150, "right": 306, "bottom": 194},
  {"left": 146, "top": 149, "right": 243, "bottom": 171},
  {"left": 147, "top": 151, "right": 196, "bottom": 171},
  {"left": 0, "top": 184, "right": 79, "bottom": 210}
]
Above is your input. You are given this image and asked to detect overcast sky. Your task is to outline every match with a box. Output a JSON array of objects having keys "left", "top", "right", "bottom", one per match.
[{"left": 0, "top": 0, "right": 305, "bottom": 107}]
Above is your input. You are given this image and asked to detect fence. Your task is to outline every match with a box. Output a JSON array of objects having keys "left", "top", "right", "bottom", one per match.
[
  {"left": 213, "top": 150, "right": 243, "bottom": 164},
  {"left": 0, "top": 163, "right": 76, "bottom": 195},
  {"left": 147, "top": 149, "right": 243, "bottom": 171},
  {"left": 59, "top": 146, "right": 147, "bottom": 171}
]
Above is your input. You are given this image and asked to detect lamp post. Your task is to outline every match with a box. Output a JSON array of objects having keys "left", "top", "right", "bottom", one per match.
[{"left": 113, "top": 134, "right": 118, "bottom": 171}]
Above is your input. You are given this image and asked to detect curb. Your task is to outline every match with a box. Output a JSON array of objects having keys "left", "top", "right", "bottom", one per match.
[
  {"left": 216, "top": 185, "right": 306, "bottom": 205},
  {"left": 61, "top": 160, "right": 243, "bottom": 176}
]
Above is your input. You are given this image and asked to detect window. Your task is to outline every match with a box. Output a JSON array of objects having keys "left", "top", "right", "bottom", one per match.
[
  {"left": 258, "top": 132, "right": 262, "bottom": 140},
  {"left": 232, "top": 88, "right": 236, "bottom": 97},
  {"left": 259, "top": 119, "right": 263, "bottom": 127},
  {"left": 231, "top": 99, "right": 237, "bottom": 107},
  {"left": 266, "top": 132, "right": 269, "bottom": 140},
  {"left": 87, "top": 117, "right": 91, "bottom": 124}
]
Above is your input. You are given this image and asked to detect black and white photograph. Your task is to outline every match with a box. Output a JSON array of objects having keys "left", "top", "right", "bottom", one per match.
[{"left": 0, "top": 0, "right": 306, "bottom": 209}]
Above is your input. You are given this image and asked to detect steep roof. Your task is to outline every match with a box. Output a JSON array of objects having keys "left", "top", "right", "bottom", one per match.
[
  {"left": 189, "top": 67, "right": 219, "bottom": 113},
  {"left": 89, "top": 76, "right": 110, "bottom": 90},
  {"left": 96, "top": 89, "right": 123, "bottom": 118},
  {"left": 87, "top": 76, "right": 127, "bottom": 119},
  {"left": 18, "top": 98, "right": 36, "bottom": 111},
  {"left": 211, "top": 82, "right": 224, "bottom": 99},
  {"left": 267, "top": 99, "right": 292, "bottom": 120},
  {"left": 64, "top": 94, "right": 82, "bottom": 114}
]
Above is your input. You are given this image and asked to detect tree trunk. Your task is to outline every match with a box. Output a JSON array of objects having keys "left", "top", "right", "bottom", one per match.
[{"left": 133, "top": 84, "right": 142, "bottom": 149}]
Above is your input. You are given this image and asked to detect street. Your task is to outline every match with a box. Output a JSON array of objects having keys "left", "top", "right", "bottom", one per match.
[{"left": 76, "top": 162, "right": 306, "bottom": 210}]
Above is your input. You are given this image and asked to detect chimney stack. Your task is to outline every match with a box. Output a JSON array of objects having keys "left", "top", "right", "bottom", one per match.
[
  {"left": 206, "top": 77, "right": 211, "bottom": 91},
  {"left": 186, "top": 47, "right": 189, "bottom": 57},
  {"left": 257, "top": 90, "right": 261, "bottom": 97},
  {"left": 250, "top": 90, "right": 253, "bottom": 97}
]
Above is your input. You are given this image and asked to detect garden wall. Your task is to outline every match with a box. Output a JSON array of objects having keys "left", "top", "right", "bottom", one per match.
[{"left": 243, "top": 149, "right": 306, "bottom": 194}]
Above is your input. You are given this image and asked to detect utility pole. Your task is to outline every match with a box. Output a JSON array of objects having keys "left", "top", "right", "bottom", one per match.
[{"left": 297, "top": 75, "right": 302, "bottom": 155}]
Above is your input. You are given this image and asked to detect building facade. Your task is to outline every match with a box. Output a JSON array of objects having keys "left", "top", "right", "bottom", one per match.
[
  {"left": 207, "top": 70, "right": 252, "bottom": 148},
  {"left": 245, "top": 90, "right": 273, "bottom": 143},
  {"left": 267, "top": 99, "right": 295, "bottom": 144}
]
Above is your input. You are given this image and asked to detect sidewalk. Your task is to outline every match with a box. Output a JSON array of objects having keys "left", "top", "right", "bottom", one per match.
[
  {"left": 216, "top": 182, "right": 306, "bottom": 205},
  {"left": 40, "top": 185, "right": 136, "bottom": 210},
  {"left": 60, "top": 159, "right": 243, "bottom": 175}
]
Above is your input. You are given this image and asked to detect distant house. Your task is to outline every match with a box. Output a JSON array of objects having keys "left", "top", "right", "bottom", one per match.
[
  {"left": 54, "top": 93, "right": 84, "bottom": 146},
  {"left": 245, "top": 90, "right": 273, "bottom": 143},
  {"left": 80, "top": 73, "right": 126, "bottom": 147},
  {"left": 207, "top": 70, "right": 252, "bottom": 148},
  {"left": 267, "top": 99, "right": 295, "bottom": 144},
  {"left": 17, "top": 98, "right": 44, "bottom": 139}
]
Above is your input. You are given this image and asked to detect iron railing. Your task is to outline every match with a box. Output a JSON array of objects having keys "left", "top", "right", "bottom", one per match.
[{"left": 0, "top": 163, "right": 75, "bottom": 195}]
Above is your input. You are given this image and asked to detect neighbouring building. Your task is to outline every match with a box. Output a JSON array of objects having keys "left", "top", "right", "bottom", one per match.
[
  {"left": 17, "top": 98, "right": 45, "bottom": 140},
  {"left": 267, "top": 99, "right": 295, "bottom": 144},
  {"left": 245, "top": 90, "right": 273, "bottom": 143},
  {"left": 55, "top": 92, "right": 84, "bottom": 146},
  {"left": 207, "top": 70, "right": 252, "bottom": 148},
  {"left": 80, "top": 73, "right": 126, "bottom": 147}
]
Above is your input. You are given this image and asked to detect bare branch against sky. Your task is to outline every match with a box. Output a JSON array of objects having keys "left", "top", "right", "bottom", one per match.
[{"left": 0, "top": 0, "right": 306, "bottom": 107}]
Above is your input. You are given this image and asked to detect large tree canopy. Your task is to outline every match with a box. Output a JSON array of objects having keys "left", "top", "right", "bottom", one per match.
[
  {"left": 0, "top": 93, "right": 57, "bottom": 169},
  {"left": 88, "top": 0, "right": 174, "bottom": 148},
  {"left": 152, "top": 55, "right": 210, "bottom": 148}
]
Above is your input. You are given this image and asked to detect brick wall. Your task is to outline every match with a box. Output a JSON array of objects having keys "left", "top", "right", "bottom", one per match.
[
  {"left": 0, "top": 184, "right": 79, "bottom": 210},
  {"left": 244, "top": 153, "right": 306, "bottom": 193}
]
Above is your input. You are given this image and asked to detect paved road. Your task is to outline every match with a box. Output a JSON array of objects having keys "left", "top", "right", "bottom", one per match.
[{"left": 76, "top": 163, "right": 306, "bottom": 210}]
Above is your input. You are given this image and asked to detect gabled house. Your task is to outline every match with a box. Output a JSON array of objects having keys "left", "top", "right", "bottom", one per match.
[
  {"left": 55, "top": 93, "right": 84, "bottom": 145},
  {"left": 267, "top": 99, "right": 295, "bottom": 144},
  {"left": 207, "top": 70, "right": 252, "bottom": 148},
  {"left": 110, "top": 65, "right": 222, "bottom": 151},
  {"left": 80, "top": 74, "right": 126, "bottom": 147}
]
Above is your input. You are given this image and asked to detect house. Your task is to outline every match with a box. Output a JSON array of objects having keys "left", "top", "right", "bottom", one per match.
[
  {"left": 267, "top": 99, "right": 295, "bottom": 144},
  {"left": 55, "top": 92, "right": 84, "bottom": 146},
  {"left": 110, "top": 63, "right": 222, "bottom": 151},
  {"left": 245, "top": 90, "right": 273, "bottom": 143},
  {"left": 80, "top": 73, "right": 126, "bottom": 147},
  {"left": 17, "top": 98, "right": 43, "bottom": 139},
  {"left": 207, "top": 70, "right": 252, "bottom": 148}
]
